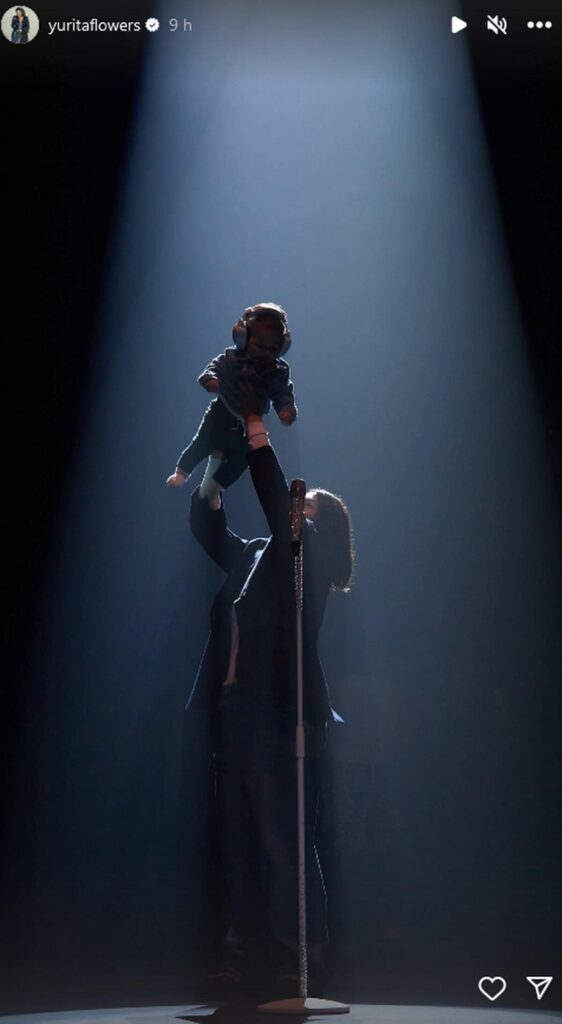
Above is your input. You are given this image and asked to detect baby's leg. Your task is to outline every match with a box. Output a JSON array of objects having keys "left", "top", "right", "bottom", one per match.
[
  {"left": 213, "top": 437, "right": 248, "bottom": 490},
  {"left": 199, "top": 451, "right": 225, "bottom": 510},
  {"left": 176, "top": 399, "right": 224, "bottom": 477},
  {"left": 191, "top": 400, "right": 247, "bottom": 508}
]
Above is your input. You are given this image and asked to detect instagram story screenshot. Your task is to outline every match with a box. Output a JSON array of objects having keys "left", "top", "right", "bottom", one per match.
[{"left": 1, "top": 0, "right": 561, "bottom": 1021}]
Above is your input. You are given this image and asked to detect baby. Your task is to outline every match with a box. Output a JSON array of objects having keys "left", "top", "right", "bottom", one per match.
[{"left": 166, "top": 303, "right": 297, "bottom": 507}]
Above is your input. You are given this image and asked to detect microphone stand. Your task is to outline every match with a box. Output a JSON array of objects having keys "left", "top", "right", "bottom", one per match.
[{"left": 258, "top": 481, "right": 349, "bottom": 1016}]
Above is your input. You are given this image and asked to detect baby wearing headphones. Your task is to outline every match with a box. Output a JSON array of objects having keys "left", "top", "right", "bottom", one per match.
[{"left": 166, "top": 303, "right": 297, "bottom": 508}]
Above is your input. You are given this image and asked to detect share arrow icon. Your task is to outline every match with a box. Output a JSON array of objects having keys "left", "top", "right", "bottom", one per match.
[{"left": 526, "top": 977, "right": 553, "bottom": 1000}]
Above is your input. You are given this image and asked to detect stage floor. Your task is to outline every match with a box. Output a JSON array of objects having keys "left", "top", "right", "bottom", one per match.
[{"left": 2, "top": 1005, "right": 562, "bottom": 1024}]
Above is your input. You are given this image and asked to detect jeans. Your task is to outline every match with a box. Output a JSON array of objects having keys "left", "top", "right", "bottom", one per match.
[{"left": 177, "top": 398, "right": 248, "bottom": 489}]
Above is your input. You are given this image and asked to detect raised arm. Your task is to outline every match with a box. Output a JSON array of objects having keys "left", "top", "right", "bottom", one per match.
[
  {"left": 189, "top": 486, "right": 246, "bottom": 573},
  {"left": 246, "top": 417, "right": 291, "bottom": 549},
  {"left": 209, "top": 377, "right": 291, "bottom": 546}
]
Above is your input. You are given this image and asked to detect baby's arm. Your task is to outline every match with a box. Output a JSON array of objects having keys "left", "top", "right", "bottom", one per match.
[
  {"left": 198, "top": 352, "right": 227, "bottom": 393},
  {"left": 271, "top": 362, "right": 297, "bottom": 425},
  {"left": 166, "top": 467, "right": 188, "bottom": 488}
]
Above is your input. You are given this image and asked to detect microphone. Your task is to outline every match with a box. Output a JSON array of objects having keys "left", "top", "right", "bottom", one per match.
[{"left": 290, "top": 478, "right": 306, "bottom": 547}]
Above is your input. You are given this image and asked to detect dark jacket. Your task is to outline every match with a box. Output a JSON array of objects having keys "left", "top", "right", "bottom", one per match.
[
  {"left": 11, "top": 15, "right": 30, "bottom": 41},
  {"left": 198, "top": 348, "right": 297, "bottom": 423},
  {"left": 186, "top": 444, "right": 342, "bottom": 727}
]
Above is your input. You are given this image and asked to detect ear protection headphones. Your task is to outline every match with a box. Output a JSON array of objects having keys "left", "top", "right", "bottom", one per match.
[{"left": 232, "top": 302, "right": 292, "bottom": 356}]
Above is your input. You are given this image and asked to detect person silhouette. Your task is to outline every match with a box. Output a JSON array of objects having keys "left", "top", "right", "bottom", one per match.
[
  {"left": 11, "top": 7, "right": 30, "bottom": 43},
  {"left": 186, "top": 379, "right": 354, "bottom": 999}
]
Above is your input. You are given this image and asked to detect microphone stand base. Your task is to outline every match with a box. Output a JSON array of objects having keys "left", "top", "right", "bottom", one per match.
[{"left": 257, "top": 996, "right": 350, "bottom": 1014}]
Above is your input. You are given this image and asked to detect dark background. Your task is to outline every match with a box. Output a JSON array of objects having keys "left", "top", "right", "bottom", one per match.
[{"left": 1, "top": 0, "right": 561, "bottom": 1014}]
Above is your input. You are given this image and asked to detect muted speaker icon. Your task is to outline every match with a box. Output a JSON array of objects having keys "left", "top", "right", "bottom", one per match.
[{"left": 487, "top": 14, "right": 508, "bottom": 34}]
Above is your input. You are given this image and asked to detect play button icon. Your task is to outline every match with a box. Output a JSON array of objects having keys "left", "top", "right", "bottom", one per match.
[{"left": 451, "top": 16, "right": 468, "bottom": 33}]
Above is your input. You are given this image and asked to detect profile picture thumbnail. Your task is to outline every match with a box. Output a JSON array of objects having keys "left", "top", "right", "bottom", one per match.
[{"left": 1, "top": 6, "right": 40, "bottom": 44}]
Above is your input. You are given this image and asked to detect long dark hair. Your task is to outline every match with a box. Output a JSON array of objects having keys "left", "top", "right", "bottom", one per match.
[{"left": 312, "top": 488, "right": 355, "bottom": 592}]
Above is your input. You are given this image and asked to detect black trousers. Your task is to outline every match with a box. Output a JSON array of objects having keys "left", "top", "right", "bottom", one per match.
[
  {"left": 211, "top": 688, "right": 329, "bottom": 974},
  {"left": 177, "top": 399, "right": 248, "bottom": 489}
]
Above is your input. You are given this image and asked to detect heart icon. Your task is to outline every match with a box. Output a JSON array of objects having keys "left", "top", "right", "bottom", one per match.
[{"left": 478, "top": 976, "right": 507, "bottom": 1001}]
